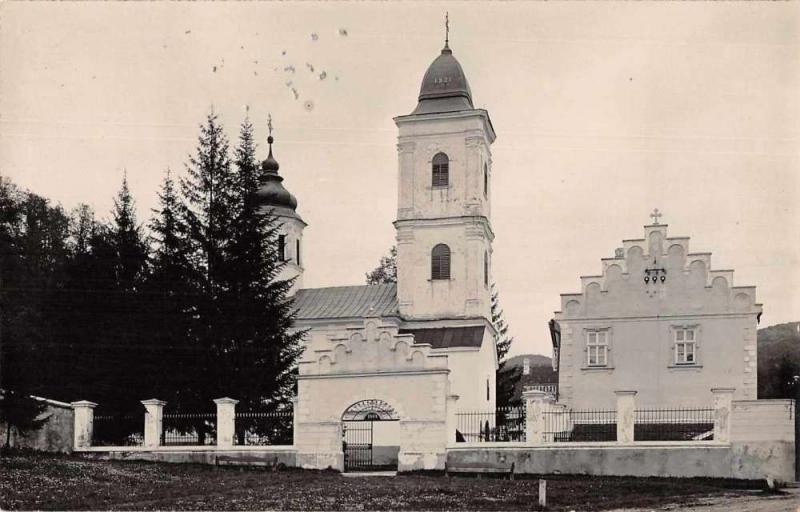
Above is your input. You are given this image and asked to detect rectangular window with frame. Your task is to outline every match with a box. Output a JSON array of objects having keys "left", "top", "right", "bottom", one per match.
[
  {"left": 674, "top": 328, "right": 697, "bottom": 364},
  {"left": 586, "top": 330, "right": 608, "bottom": 367},
  {"left": 278, "top": 235, "right": 286, "bottom": 262}
]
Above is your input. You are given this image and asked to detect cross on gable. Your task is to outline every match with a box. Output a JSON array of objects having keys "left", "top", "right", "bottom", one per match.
[{"left": 650, "top": 208, "right": 663, "bottom": 225}]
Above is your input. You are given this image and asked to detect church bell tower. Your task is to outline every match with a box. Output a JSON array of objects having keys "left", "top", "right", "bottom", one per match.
[
  {"left": 393, "top": 29, "right": 496, "bottom": 323},
  {"left": 253, "top": 116, "right": 307, "bottom": 295}
]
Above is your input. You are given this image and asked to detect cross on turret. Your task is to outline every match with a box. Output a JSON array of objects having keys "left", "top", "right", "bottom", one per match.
[{"left": 650, "top": 208, "right": 663, "bottom": 225}]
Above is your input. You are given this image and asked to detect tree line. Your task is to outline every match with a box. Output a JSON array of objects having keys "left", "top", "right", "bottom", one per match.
[{"left": 0, "top": 112, "right": 303, "bottom": 419}]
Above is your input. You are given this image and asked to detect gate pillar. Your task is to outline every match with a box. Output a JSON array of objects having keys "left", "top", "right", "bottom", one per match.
[{"left": 295, "top": 420, "right": 344, "bottom": 471}]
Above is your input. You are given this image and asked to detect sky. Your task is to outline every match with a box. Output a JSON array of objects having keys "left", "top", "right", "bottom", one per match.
[{"left": 2, "top": 2, "right": 798, "bottom": 358}]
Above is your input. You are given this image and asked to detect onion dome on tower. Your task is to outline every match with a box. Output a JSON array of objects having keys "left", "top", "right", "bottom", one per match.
[
  {"left": 253, "top": 115, "right": 306, "bottom": 295},
  {"left": 253, "top": 118, "right": 300, "bottom": 216},
  {"left": 411, "top": 15, "right": 474, "bottom": 115}
]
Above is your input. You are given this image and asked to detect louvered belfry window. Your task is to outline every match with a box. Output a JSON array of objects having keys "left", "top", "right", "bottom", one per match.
[
  {"left": 432, "top": 152, "right": 449, "bottom": 187},
  {"left": 431, "top": 243, "right": 451, "bottom": 280}
]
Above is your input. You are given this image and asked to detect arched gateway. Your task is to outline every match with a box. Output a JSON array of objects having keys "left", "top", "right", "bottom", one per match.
[
  {"left": 293, "top": 318, "right": 459, "bottom": 472},
  {"left": 342, "top": 399, "right": 400, "bottom": 472}
]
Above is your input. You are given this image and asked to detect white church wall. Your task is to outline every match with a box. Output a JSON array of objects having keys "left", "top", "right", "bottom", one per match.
[
  {"left": 396, "top": 113, "right": 493, "bottom": 222},
  {"left": 396, "top": 221, "right": 492, "bottom": 321},
  {"left": 444, "top": 331, "right": 498, "bottom": 413},
  {"left": 296, "top": 371, "right": 450, "bottom": 471},
  {"left": 274, "top": 213, "right": 305, "bottom": 295},
  {"left": 294, "top": 318, "right": 452, "bottom": 471}
]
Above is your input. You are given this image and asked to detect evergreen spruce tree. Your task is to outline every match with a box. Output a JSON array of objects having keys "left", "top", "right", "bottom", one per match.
[
  {"left": 174, "top": 111, "right": 303, "bottom": 426},
  {"left": 223, "top": 115, "right": 304, "bottom": 412},
  {"left": 177, "top": 111, "right": 237, "bottom": 415},
  {"left": 110, "top": 173, "right": 148, "bottom": 290},
  {"left": 181, "top": 111, "right": 236, "bottom": 296},
  {"left": 492, "top": 284, "right": 521, "bottom": 407},
  {"left": 146, "top": 169, "right": 198, "bottom": 404}
]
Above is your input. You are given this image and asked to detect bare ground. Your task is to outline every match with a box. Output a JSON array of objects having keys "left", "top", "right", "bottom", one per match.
[{"left": 0, "top": 452, "right": 783, "bottom": 511}]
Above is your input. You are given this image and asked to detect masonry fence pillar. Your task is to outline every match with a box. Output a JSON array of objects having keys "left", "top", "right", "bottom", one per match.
[
  {"left": 213, "top": 397, "right": 239, "bottom": 449},
  {"left": 141, "top": 399, "right": 166, "bottom": 448},
  {"left": 711, "top": 387, "right": 735, "bottom": 443},
  {"left": 524, "top": 389, "right": 551, "bottom": 445},
  {"left": 615, "top": 390, "right": 637, "bottom": 444},
  {"left": 446, "top": 394, "right": 460, "bottom": 445},
  {"left": 291, "top": 397, "right": 299, "bottom": 447},
  {"left": 70, "top": 400, "right": 98, "bottom": 449}
]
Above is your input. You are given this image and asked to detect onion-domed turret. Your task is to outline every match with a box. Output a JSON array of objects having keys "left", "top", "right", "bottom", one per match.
[{"left": 254, "top": 130, "right": 298, "bottom": 212}]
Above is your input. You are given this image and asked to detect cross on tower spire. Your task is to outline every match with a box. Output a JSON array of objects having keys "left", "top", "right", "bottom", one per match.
[
  {"left": 444, "top": 12, "right": 450, "bottom": 49},
  {"left": 650, "top": 208, "right": 663, "bottom": 225}
]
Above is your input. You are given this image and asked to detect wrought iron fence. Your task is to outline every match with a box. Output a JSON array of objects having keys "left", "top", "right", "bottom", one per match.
[
  {"left": 92, "top": 413, "right": 144, "bottom": 446},
  {"left": 234, "top": 410, "right": 293, "bottom": 445},
  {"left": 161, "top": 412, "right": 217, "bottom": 446},
  {"left": 456, "top": 406, "right": 526, "bottom": 442},
  {"left": 543, "top": 408, "right": 617, "bottom": 442},
  {"left": 634, "top": 408, "right": 714, "bottom": 441}
]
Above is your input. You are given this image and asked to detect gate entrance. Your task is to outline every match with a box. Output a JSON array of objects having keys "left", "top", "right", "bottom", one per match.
[{"left": 342, "top": 400, "right": 400, "bottom": 472}]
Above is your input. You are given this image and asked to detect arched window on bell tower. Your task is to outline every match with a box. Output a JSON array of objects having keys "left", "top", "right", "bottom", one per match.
[
  {"left": 483, "top": 162, "right": 488, "bottom": 197},
  {"left": 432, "top": 152, "right": 449, "bottom": 187},
  {"left": 431, "top": 243, "right": 451, "bottom": 280}
]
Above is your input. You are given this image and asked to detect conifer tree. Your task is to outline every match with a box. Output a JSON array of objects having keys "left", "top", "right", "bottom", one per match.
[
  {"left": 110, "top": 174, "right": 148, "bottom": 290},
  {"left": 174, "top": 111, "right": 237, "bottom": 413},
  {"left": 492, "top": 284, "right": 521, "bottom": 407},
  {"left": 181, "top": 111, "right": 236, "bottom": 296},
  {"left": 172, "top": 111, "right": 303, "bottom": 418},
  {"left": 145, "top": 169, "right": 198, "bottom": 403},
  {"left": 222, "top": 115, "right": 304, "bottom": 410}
]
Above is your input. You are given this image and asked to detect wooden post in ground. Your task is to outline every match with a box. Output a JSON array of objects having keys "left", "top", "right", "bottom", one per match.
[{"left": 538, "top": 479, "right": 546, "bottom": 508}]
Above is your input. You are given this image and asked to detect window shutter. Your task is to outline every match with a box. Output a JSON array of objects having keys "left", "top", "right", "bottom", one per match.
[
  {"left": 431, "top": 244, "right": 451, "bottom": 280},
  {"left": 432, "top": 153, "right": 449, "bottom": 187}
]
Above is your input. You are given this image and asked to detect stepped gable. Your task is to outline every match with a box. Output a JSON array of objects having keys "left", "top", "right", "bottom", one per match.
[{"left": 555, "top": 223, "right": 763, "bottom": 319}]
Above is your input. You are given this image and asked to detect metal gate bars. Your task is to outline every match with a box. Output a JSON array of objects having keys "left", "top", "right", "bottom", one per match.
[{"left": 342, "top": 420, "right": 374, "bottom": 472}]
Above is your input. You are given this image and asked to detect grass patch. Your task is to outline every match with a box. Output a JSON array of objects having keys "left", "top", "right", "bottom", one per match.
[{"left": 0, "top": 452, "right": 765, "bottom": 510}]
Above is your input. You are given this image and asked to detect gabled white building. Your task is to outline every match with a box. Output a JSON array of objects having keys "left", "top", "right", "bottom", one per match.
[{"left": 551, "top": 216, "right": 763, "bottom": 410}]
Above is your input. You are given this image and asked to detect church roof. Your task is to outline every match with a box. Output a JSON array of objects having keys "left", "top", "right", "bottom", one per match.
[
  {"left": 411, "top": 45, "right": 474, "bottom": 115},
  {"left": 399, "top": 326, "right": 485, "bottom": 349},
  {"left": 293, "top": 284, "right": 399, "bottom": 320}
]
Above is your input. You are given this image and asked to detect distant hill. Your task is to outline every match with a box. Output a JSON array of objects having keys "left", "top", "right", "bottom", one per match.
[
  {"left": 504, "top": 354, "right": 552, "bottom": 369},
  {"left": 758, "top": 321, "right": 800, "bottom": 399},
  {"left": 502, "top": 353, "right": 556, "bottom": 403}
]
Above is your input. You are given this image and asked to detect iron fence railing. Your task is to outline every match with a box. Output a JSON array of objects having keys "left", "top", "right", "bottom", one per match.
[
  {"left": 234, "top": 410, "right": 294, "bottom": 445},
  {"left": 161, "top": 412, "right": 217, "bottom": 446},
  {"left": 543, "top": 408, "right": 617, "bottom": 442},
  {"left": 634, "top": 408, "right": 715, "bottom": 441},
  {"left": 92, "top": 413, "right": 144, "bottom": 446},
  {"left": 456, "top": 406, "right": 526, "bottom": 442}
]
